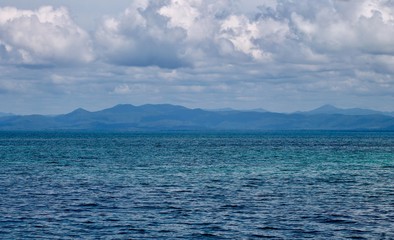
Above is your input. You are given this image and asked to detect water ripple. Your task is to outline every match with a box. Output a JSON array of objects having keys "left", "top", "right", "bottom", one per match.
[{"left": 0, "top": 131, "right": 393, "bottom": 239}]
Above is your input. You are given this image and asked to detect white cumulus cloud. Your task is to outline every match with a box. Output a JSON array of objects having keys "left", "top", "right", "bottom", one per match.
[
  {"left": 95, "top": 1, "right": 189, "bottom": 69},
  {"left": 0, "top": 6, "right": 93, "bottom": 66}
]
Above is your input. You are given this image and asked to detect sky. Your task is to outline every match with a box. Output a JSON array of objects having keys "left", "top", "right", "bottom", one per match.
[{"left": 0, "top": 0, "right": 394, "bottom": 115}]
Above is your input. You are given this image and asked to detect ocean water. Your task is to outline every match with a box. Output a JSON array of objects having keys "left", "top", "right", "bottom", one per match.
[{"left": 0, "top": 131, "right": 393, "bottom": 239}]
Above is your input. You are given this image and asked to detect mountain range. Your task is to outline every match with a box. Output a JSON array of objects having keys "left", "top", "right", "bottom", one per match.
[
  {"left": 0, "top": 104, "right": 393, "bottom": 131},
  {"left": 299, "top": 104, "right": 394, "bottom": 117},
  {"left": 0, "top": 112, "right": 13, "bottom": 118}
]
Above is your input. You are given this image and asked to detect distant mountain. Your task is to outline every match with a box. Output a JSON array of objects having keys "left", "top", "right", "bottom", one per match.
[
  {"left": 0, "top": 112, "right": 13, "bottom": 118},
  {"left": 206, "top": 108, "right": 237, "bottom": 112},
  {"left": 302, "top": 104, "right": 394, "bottom": 117},
  {"left": 0, "top": 104, "right": 393, "bottom": 131},
  {"left": 249, "top": 108, "right": 268, "bottom": 113},
  {"left": 207, "top": 107, "right": 268, "bottom": 113}
]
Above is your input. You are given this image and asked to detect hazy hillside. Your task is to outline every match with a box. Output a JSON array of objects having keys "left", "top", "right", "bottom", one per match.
[
  {"left": 0, "top": 112, "right": 13, "bottom": 118},
  {"left": 0, "top": 104, "right": 393, "bottom": 131},
  {"left": 302, "top": 104, "right": 394, "bottom": 117}
]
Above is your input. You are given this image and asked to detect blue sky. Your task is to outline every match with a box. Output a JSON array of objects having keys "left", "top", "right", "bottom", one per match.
[{"left": 0, "top": 0, "right": 394, "bottom": 114}]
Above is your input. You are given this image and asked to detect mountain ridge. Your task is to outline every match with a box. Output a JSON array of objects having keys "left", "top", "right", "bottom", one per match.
[
  {"left": 302, "top": 104, "right": 394, "bottom": 117},
  {"left": 0, "top": 104, "right": 393, "bottom": 131},
  {"left": 0, "top": 112, "right": 14, "bottom": 118}
]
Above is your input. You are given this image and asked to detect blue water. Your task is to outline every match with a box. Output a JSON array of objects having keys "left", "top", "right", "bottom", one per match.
[{"left": 0, "top": 131, "right": 393, "bottom": 239}]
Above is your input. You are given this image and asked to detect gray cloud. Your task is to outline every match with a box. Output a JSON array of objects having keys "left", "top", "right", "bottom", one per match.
[{"left": 95, "top": 1, "right": 190, "bottom": 69}]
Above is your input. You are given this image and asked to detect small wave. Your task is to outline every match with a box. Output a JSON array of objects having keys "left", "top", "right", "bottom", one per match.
[{"left": 77, "top": 202, "right": 100, "bottom": 207}]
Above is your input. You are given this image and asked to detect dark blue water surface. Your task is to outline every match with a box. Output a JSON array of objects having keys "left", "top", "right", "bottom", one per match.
[{"left": 0, "top": 131, "right": 393, "bottom": 239}]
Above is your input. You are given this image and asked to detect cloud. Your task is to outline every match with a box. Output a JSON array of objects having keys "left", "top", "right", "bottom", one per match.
[
  {"left": 290, "top": 0, "right": 394, "bottom": 55},
  {"left": 2, "top": 0, "right": 394, "bottom": 69},
  {"left": 95, "top": 0, "right": 190, "bottom": 69},
  {"left": 1, "top": 0, "right": 394, "bottom": 114},
  {"left": 0, "top": 6, "right": 93, "bottom": 66},
  {"left": 95, "top": 0, "right": 294, "bottom": 68}
]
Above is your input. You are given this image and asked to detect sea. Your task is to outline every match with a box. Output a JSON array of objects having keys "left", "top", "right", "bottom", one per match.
[{"left": 0, "top": 131, "right": 393, "bottom": 239}]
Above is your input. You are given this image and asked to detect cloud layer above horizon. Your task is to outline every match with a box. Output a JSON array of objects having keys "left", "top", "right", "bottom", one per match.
[{"left": 0, "top": 0, "right": 394, "bottom": 114}]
